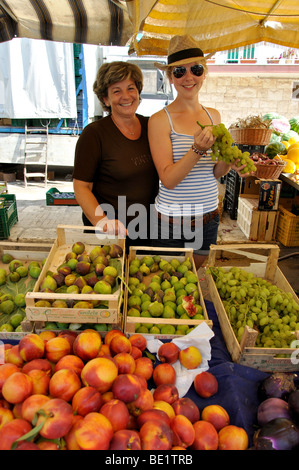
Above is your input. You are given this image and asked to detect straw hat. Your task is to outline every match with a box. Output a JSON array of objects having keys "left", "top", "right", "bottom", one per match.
[{"left": 154, "top": 35, "right": 209, "bottom": 71}]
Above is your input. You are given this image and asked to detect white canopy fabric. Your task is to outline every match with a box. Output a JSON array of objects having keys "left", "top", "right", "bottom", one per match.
[
  {"left": 126, "top": 0, "right": 299, "bottom": 56},
  {"left": 0, "top": 38, "right": 77, "bottom": 118}
]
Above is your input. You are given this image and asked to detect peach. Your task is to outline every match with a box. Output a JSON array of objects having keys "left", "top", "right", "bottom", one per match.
[
  {"left": 127, "top": 413, "right": 138, "bottom": 430},
  {"left": 21, "top": 394, "right": 51, "bottom": 423},
  {"left": 179, "top": 345, "right": 202, "bottom": 369},
  {"left": 2, "top": 372, "right": 32, "bottom": 404},
  {"left": 218, "top": 425, "right": 249, "bottom": 450},
  {"left": 191, "top": 420, "right": 219, "bottom": 450},
  {"left": 140, "top": 420, "right": 173, "bottom": 450},
  {"left": 97, "top": 344, "right": 111, "bottom": 357},
  {"left": 72, "top": 386, "right": 103, "bottom": 416},
  {"left": 109, "top": 334, "right": 132, "bottom": 356},
  {"left": 45, "top": 337, "right": 71, "bottom": 363},
  {"left": 100, "top": 399, "right": 130, "bottom": 432},
  {"left": 0, "top": 398, "right": 10, "bottom": 409},
  {"left": 54, "top": 354, "right": 85, "bottom": 376},
  {"left": 153, "top": 383, "right": 179, "bottom": 405},
  {"left": 64, "top": 415, "right": 84, "bottom": 450},
  {"left": 101, "top": 391, "right": 114, "bottom": 404},
  {"left": 114, "top": 352, "right": 136, "bottom": 374},
  {"left": 127, "top": 388, "right": 154, "bottom": 417},
  {"left": 110, "top": 429, "right": 141, "bottom": 450},
  {"left": 152, "top": 363, "right": 176, "bottom": 386},
  {"left": 37, "top": 439, "right": 60, "bottom": 450},
  {"left": 18, "top": 333, "right": 45, "bottom": 362},
  {"left": 129, "top": 334, "right": 147, "bottom": 351},
  {"left": 49, "top": 368, "right": 82, "bottom": 402},
  {"left": 134, "top": 356, "right": 153, "bottom": 381},
  {"left": 12, "top": 403, "right": 23, "bottom": 419},
  {"left": 153, "top": 400, "right": 175, "bottom": 419},
  {"left": 131, "top": 346, "right": 142, "bottom": 360},
  {"left": 0, "top": 406, "right": 14, "bottom": 429},
  {"left": 171, "top": 414, "right": 195, "bottom": 448},
  {"left": 0, "top": 363, "right": 20, "bottom": 396},
  {"left": 75, "top": 412, "right": 114, "bottom": 450},
  {"left": 104, "top": 329, "right": 124, "bottom": 346},
  {"left": 15, "top": 441, "right": 40, "bottom": 450},
  {"left": 194, "top": 371, "right": 218, "bottom": 398},
  {"left": 158, "top": 342, "right": 180, "bottom": 364},
  {"left": 27, "top": 369, "right": 50, "bottom": 395},
  {"left": 136, "top": 375, "right": 147, "bottom": 390},
  {"left": 0, "top": 419, "right": 32, "bottom": 450},
  {"left": 112, "top": 374, "right": 141, "bottom": 403},
  {"left": 35, "top": 398, "right": 74, "bottom": 439},
  {"left": 201, "top": 404, "right": 230, "bottom": 432},
  {"left": 81, "top": 357, "right": 118, "bottom": 393},
  {"left": 5, "top": 345, "right": 24, "bottom": 367},
  {"left": 38, "top": 330, "right": 56, "bottom": 343},
  {"left": 57, "top": 330, "right": 77, "bottom": 352},
  {"left": 172, "top": 397, "right": 200, "bottom": 423},
  {"left": 73, "top": 330, "right": 102, "bottom": 361},
  {"left": 137, "top": 408, "right": 171, "bottom": 428},
  {"left": 22, "top": 358, "right": 52, "bottom": 376}
]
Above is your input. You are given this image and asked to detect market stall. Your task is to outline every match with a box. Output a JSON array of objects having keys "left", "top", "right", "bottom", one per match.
[{"left": 0, "top": 227, "right": 299, "bottom": 451}]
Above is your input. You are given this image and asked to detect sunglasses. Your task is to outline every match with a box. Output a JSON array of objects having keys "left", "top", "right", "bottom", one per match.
[{"left": 172, "top": 64, "right": 204, "bottom": 79}]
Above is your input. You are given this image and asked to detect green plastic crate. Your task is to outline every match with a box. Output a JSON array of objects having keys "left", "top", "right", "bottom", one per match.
[
  {"left": 46, "top": 187, "right": 78, "bottom": 206},
  {"left": 0, "top": 194, "right": 18, "bottom": 239}
]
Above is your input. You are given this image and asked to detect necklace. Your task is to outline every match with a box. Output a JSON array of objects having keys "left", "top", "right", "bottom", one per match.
[{"left": 111, "top": 115, "right": 137, "bottom": 135}]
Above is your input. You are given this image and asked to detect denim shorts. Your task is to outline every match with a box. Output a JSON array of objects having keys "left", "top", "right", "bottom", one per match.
[{"left": 151, "top": 212, "right": 220, "bottom": 256}]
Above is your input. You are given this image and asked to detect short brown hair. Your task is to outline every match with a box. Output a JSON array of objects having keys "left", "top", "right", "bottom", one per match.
[{"left": 93, "top": 61, "right": 143, "bottom": 113}]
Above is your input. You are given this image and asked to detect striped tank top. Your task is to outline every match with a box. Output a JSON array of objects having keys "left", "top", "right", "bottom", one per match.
[{"left": 155, "top": 106, "right": 219, "bottom": 217}]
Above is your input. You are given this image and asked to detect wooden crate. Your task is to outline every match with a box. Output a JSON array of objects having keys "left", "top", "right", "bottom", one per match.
[
  {"left": 25, "top": 225, "right": 125, "bottom": 328},
  {"left": 206, "top": 243, "right": 299, "bottom": 372},
  {"left": 237, "top": 196, "right": 278, "bottom": 241},
  {"left": 123, "top": 246, "right": 212, "bottom": 339},
  {"left": 0, "top": 240, "right": 52, "bottom": 338}
]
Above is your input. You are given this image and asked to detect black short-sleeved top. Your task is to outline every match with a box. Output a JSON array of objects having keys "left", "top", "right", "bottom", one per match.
[{"left": 73, "top": 114, "right": 159, "bottom": 225}]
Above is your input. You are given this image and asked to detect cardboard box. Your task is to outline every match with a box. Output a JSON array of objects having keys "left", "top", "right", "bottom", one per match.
[{"left": 241, "top": 176, "right": 281, "bottom": 211}]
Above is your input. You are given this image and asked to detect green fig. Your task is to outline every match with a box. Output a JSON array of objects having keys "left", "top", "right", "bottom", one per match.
[
  {"left": 72, "top": 241, "right": 85, "bottom": 255},
  {"left": 1, "top": 253, "right": 13, "bottom": 264},
  {"left": 93, "top": 280, "right": 112, "bottom": 295}
]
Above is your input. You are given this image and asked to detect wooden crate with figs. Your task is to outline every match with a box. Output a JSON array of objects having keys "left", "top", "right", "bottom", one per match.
[
  {"left": 123, "top": 246, "right": 212, "bottom": 339},
  {"left": 0, "top": 240, "right": 52, "bottom": 338},
  {"left": 206, "top": 243, "right": 299, "bottom": 372},
  {"left": 25, "top": 225, "right": 125, "bottom": 329}
]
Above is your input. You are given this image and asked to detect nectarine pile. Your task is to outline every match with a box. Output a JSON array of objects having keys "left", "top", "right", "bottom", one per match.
[{"left": 0, "top": 330, "right": 249, "bottom": 450}]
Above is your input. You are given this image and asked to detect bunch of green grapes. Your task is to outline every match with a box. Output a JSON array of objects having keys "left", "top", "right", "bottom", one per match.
[
  {"left": 210, "top": 123, "right": 256, "bottom": 174},
  {"left": 208, "top": 266, "right": 299, "bottom": 349}
]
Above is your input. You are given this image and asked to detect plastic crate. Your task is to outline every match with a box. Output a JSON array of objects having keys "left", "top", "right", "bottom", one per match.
[
  {"left": 46, "top": 188, "right": 78, "bottom": 206},
  {"left": 0, "top": 194, "right": 18, "bottom": 239},
  {"left": 224, "top": 170, "right": 244, "bottom": 219},
  {"left": 276, "top": 202, "right": 299, "bottom": 247}
]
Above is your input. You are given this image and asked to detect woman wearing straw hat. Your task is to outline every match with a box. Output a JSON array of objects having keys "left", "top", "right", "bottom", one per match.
[{"left": 148, "top": 35, "right": 246, "bottom": 268}]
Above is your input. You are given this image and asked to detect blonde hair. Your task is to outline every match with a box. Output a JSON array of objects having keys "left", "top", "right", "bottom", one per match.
[{"left": 93, "top": 61, "right": 143, "bottom": 113}]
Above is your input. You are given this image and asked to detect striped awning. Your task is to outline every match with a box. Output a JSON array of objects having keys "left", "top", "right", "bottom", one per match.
[
  {"left": 126, "top": 0, "right": 299, "bottom": 56},
  {"left": 0, "top": 0, "right": 133, "bottom": 45}
]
